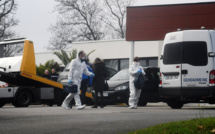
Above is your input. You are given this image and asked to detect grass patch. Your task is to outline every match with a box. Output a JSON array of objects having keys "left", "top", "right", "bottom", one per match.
[{"left": 127, "top": 117, "right": 215, "bottom": 134}]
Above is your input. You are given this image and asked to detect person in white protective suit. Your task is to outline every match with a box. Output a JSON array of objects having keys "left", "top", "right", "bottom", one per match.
[
  {"left": 128, "top": 57, "right": 145, "bottom": 109},
  {"left": 62, "top": 51, "right": 95, "bottom": 110}
]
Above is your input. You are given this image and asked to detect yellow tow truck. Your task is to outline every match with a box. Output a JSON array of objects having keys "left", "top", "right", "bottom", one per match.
[{"left": 0, "top": 39, "right": 68, "bottom": 107}]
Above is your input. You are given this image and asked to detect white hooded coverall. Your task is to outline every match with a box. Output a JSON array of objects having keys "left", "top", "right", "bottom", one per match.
[
  {"left": 129, "top": 62, "right": 145, "bottom": 108},
  {"left": 62, "top": 58, "right": 92, "bottom": 107}
]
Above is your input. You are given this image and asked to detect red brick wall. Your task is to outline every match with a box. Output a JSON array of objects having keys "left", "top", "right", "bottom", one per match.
[{"left": 126, "top": 2, "right": 215, "bottom": 41}]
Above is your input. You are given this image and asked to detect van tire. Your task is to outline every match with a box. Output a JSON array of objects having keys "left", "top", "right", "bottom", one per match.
[
  {"left": 12, "top": 101, "right": 19, "bottom": 107},
  {"left": 167, "top": 101, "right": 183, "bottom": 109},
  {"left": 15, "top": 90, "right": 33, "bottom": 107}
]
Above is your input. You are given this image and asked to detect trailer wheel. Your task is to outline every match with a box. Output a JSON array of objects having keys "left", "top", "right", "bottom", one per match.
[
  {"left": 167, "top": 101, "right": 184, "bottom": 109},
  {"left": 16, "top": 90, "right": 33, "bottom": 107},
  {"left": 0, "top": 100, "right": 6, "bottom": 107}
]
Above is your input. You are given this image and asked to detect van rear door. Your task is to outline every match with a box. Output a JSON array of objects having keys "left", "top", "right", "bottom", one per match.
[
  {"left": 161, "top": 42, "right": 182, "bottom": 96},
  {"left": 181, "top": 41, "right": 209, "bottom": 88}
]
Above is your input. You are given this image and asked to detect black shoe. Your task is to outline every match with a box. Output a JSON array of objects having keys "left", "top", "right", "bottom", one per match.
[
  {"left": 91, "top": 105, "right": 98, "bottom": 108},
  {"left": 100, "top": 105, "right": 104, "bottom": 108}
]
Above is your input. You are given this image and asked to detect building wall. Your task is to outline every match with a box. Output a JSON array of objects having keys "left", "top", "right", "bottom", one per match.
[
  {"left": 35, "top": 52, "right": 62, "bottom": 66},
  {"left": 34, "top": 40, "right": 162, "bottom": 68},
  {"left": 71, "top": 39, "right": 161, "bottom": 62},
  {"left": 126, "top": 2, "right": 215, "bottom": 41}
]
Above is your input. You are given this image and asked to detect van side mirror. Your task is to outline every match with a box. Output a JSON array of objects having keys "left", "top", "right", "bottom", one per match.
[
  {"left": 160, "top": 55, "right": 163, "bottom": 60},
  {"left": 208, "top": 52, "right": 215, "bottom": 57},
  {"left": 0, "top": 67, "right": 6, "bottom": 72}
]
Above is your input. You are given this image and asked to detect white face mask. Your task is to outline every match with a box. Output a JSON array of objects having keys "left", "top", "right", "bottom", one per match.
[
  {"left": 134, "top": 62, "right": 140, "bottom": 66},
  {"left": 81, "top": 57, "right": 86, "bottom": 60}
]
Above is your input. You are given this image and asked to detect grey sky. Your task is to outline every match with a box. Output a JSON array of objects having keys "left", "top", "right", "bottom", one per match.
[
  {"left": 13, "top": 0, "right": 215, "bottom": 53},
  {"left": 14, "top": 0, "right": 57, "bottom": 53}
]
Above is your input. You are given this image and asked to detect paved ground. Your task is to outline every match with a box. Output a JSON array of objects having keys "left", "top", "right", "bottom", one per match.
[{"left": 0, "top": 103, "right": 215, "bottom": 134}]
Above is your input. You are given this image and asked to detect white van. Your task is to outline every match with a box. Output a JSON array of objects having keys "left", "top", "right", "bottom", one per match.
[{"left": 159, "top": 29, "right": 215, "bottom": 109}]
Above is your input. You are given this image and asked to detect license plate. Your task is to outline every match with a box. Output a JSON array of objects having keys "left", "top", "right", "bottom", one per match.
[
  {"left": 165, "top": 75, "right": 178, "bottom": 80},
  {"left": 98, "top": 93, "right": 108, "bottom": 97}
]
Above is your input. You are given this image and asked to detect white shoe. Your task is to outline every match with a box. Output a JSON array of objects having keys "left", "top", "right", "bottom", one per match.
[
  {"left": 129, "top": 106, "right": 134, "bottom": 109},
  {"left": 62, "top": 104, "right": 70, "bottom": 110},
  {"left": 129, "top": 106, "right": 137, "bottom": 109},
  {"left": 77, "top": 105, "right": 85, "bottom": 110}
]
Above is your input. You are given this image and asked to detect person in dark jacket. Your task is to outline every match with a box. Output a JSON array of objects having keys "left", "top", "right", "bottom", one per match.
[
  {"left": 50, "top": 68, "right": 59, "bottom": 81},
  {"left": 42, "top": 69, "right": 51, "bottom": 79},
  {"left": 91, "top": 58, "right": 106, "bottom": 108}
]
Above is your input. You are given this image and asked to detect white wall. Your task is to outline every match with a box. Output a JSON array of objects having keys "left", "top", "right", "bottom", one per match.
[
  {"left": 135, "top": 41, "right": 161, "bottom": 57},
  {"left": 34, "top": 39, "right": 163, "bottom": 66},
  {"left": 71, "top": 39, "right": 162, "bottom": 62},
  {"left": 35, "top": 52, "right": 62, "bottom": 66}
]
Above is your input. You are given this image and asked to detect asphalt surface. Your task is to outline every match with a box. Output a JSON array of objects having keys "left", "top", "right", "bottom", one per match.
[{"left": 0, "top": 103, "right": 215, "bottom": 134}]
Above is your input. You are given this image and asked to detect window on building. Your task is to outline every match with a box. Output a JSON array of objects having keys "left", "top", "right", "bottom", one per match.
[
  {"left": 148, "top": 58, "right": 158, "bottom": 67},
  {"left": 105, "top": 59, "right": 118, "bottom": 71},
  {"left": 105, "top": 57, "right": 158, "bottom": 71},
  {"left": 140, "top": 58, "right": 158, "bottom": 67},
  {"left": 120, "top": 59, "right": 129, "bottom": 70},
  {"left": 140, "top": 59, "right": 147, "bottom": 67}
]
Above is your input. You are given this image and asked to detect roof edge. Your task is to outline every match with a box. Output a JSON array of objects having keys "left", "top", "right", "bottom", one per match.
[{"left": 128, "top": 1, "right": 215, "bottom": 8}]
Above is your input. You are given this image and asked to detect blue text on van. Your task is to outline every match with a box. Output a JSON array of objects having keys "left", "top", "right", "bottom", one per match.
[{"left": 183, "top": 78, "right": 207, "bottom": 82}]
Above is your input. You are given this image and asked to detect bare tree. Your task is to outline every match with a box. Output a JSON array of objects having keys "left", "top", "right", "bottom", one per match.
[
  {"left": 4, "top": 44, "right": 23, "bottom": 57},
  {"left": 0, "top": 0, "right": 20, "bottom": 57},
  {"left": 48, "top": 19, "right": 73, "bottom": 50},
  {"left": 102, "top": 0, "right": 135, "bottom": 39},
  {"left": 48, "top": 0, "right": 105, "bottom": 50},
  {"left": 0, "top": 0, "right": 18, "bottom": 41}
]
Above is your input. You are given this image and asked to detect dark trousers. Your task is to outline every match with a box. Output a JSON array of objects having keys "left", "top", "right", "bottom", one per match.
[
  {"left": 94, "top": 88, "right": 104, "bottom": 106},
  {"left": 80, "top": 79, "right": 88, "bottom": 105}
]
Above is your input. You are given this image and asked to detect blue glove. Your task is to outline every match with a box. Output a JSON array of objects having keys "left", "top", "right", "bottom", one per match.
[
  {"left": 137, "top": 69, "right": 142, "bottom": 73},
  {"left": 68, "top": 79, "right": 72, "bottom": 84},
  {"left": 90, "top": 73, "right": 95, "bottom": 77}
]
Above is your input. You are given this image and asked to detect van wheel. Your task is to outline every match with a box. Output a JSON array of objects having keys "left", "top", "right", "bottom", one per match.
[
  {"left": 12, "top": 101, "right": 19, "bottom": 107},
  {"left": 167, "top": 101, "right": 184, "bottom": 109},
  {"left": 16, "top": 90, "right": 33, "bottom": 107}
]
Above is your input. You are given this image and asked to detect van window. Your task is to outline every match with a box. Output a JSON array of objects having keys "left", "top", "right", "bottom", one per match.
[
  {"left": 182, "top": 42, "right": 207, "bottom": 66},
  {"left": 163, "top": 41, "right": 208, "bottom": 66},
  {"left": 163, "top": 43, "right": 182, "bottom": 64}
]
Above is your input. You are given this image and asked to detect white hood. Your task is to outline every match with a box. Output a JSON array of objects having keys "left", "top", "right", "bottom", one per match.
[{"left": 0, "top": 56, "right": 23, "bottom": 72}]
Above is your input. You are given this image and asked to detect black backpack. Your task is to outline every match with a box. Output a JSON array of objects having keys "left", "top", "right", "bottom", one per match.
[{"left": 134, "top": 72, "right": 144, "bottom": 89}]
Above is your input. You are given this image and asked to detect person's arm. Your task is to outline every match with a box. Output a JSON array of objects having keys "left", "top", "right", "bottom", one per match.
[
  {"left": 68, "top": 60, "right": 76, "bottom": 80},
  {"left": 88, "top": 67, "right": 93, "bottom": 86},
  {"left": 140, "top": 67, "right": 146, "bottom": 75},
  {"left": 129, "top": 65, "right": 137, "bottom": 76},
  {"left": 83, "top": 63, "right": 93, "bottom": 76}
]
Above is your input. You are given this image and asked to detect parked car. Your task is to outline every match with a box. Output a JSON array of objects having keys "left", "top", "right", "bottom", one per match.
[
  {"left": 92, "top": 67, "right": 160, "bottom": 106},
  {"left": 58, "top": 63, "right": 117, "bottom": 84}
]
